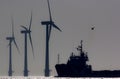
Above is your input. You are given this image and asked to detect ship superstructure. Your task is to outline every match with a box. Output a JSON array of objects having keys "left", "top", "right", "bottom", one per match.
[{"left": 55, "top": 40, "right": 120, "bottom": 77}]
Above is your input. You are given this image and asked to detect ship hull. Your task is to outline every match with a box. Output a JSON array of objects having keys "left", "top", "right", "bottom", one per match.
[{"left": 55, "top": 64, "right": 120, "bottom": 77}]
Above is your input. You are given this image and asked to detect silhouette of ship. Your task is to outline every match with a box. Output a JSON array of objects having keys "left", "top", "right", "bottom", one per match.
[{"left": 55, "top": 40, "right": 120, "bottom": 77}]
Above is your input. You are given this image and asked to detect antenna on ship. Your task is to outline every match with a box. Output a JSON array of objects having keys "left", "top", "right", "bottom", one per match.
[
  {"left": 6, "top": 16, "right": 20, "bottom": 76},
  {"left": 41, "top": 0, "right": 62, "bottom": 77},
  {"left": 77, "top": 40, "right": 83, "bottom": 55},
  {"left": 57, "top": 54, "right": 60, "bottom": 64},
  {"left": 20, "top": 11, "right": 34, "bottom": 76},
  {"left": 80, "top": 40, "right": 83, "bottom": 53}
]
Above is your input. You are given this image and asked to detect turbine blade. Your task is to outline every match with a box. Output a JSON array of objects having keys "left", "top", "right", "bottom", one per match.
[
  {"left": 20, "top": 25, "right": 28, "bottom": 30},
  {"left": 28, "top": 33, "right": 34, "bottom": 58},
  {"left": 29, "top": 11, "right": 32, "bottom": 30},
  {"left": 11, "top": 16, "right": 14, "bottom": 37},
  {"left": 52, "top": 23, "right": 62, "bottom": 32},
  {"left": 47, "top": 0, "right": 52, "bottom": 21},
  {"left": 13, "top": 39, "right": 20, "bottom": 54}
]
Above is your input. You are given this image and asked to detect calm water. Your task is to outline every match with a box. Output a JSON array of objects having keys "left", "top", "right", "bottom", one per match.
[{"left": 0, "top": 76, "right": 118, "bottom": 79}]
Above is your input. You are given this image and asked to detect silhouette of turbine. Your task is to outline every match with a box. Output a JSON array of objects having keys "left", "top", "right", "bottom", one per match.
[
  {"left": 41, "top": 0, "right": 62, "bottom": 77},
  {"left": 6, "top": 16, "right": 20, "bottom": 76},
  {"left": 20, "top": 12, "right": 34, "bottom": 76}
]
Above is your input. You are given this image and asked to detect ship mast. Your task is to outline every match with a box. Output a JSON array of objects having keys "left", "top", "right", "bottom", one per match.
[
  {"left": 77, "top": 40, "right": 83, "bottom": 55},
  {"left": 57, "top": 54, "right": 60, "bottom": 64},
  {"left": 80, "top": 40, "right": 83, "bottom": 53}
]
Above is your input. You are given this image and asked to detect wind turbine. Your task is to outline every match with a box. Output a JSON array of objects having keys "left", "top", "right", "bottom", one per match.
[
  {"left": 41, "top": 0, "right": 62, "bottom": 76},
  {"left": 20, "top": 12, "right": 34, "bottom": 76},
  {"left": 6, "top": 16, "right": 20, "bottom": 76}
]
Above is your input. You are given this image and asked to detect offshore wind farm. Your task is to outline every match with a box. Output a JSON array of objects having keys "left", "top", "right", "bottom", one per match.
[
  {"left": 1, "top": 0, "right": 62, "bottom": 77},
  {"left": 0, "top": 0, "right": 120, "bottom": 78}
]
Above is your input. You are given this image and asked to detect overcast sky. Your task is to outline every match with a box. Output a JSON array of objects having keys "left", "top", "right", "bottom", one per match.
[{"left": 0, "top": 0, "right": 120, "bottom": 76}]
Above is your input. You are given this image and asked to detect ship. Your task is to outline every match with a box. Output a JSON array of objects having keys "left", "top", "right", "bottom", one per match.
[{"left": 55, "top": 40, "right": 120, "bottom": 77}]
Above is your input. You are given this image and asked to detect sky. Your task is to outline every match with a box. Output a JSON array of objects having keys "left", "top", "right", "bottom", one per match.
[{"left": 0, "top": 0, "right": 120, "bottom": 76}]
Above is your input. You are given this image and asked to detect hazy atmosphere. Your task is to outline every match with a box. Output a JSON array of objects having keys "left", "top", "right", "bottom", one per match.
[{"left": 0, "top": 0, "right": 120, "bottom": 76}]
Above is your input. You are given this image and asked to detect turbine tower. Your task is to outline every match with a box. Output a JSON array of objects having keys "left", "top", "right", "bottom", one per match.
[
  {"left": 41, "top": 0, "right": 62, "bottom": 76},
  {"left": 6, "top": 16, "right": 20, "bottom": 76},
  {"left": 20, "top": 12, "right": 34, "bottom": 76}
]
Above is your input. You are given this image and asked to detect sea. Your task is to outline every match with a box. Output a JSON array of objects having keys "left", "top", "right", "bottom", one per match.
[{"left": 0, "top": 76, "right": 119, "bottom": 79}]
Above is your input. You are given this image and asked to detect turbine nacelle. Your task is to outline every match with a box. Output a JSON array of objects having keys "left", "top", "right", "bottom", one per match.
[
  {"left": 21, "top": 25, "right": 31, "bottom": 33},
  {"left": 21, "top": 30, "right": 31, "bottom": 34},
  {"left": 41, "top": 21, "right": 62, "bottom": 32},
  {"left": 41, "top": 21, "right": 54, "bottom": 25},
  {"left": 6, "top": 37, "right": 14, "bottom": 40}
]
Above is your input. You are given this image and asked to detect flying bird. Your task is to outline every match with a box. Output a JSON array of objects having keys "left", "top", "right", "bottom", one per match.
[{"left": 91, "top": 27, "right": 95, "bottom": 30}]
